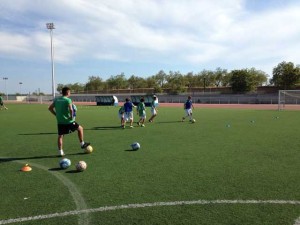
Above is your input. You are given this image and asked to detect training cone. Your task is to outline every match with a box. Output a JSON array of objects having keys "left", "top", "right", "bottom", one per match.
[{"left": 21, "top": 164, "right": 32, "bottom": 172}]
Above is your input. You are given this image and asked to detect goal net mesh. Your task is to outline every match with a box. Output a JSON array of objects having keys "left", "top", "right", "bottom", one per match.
[{"left": 278, "top": 90, "right": 300, "bottom": 110}]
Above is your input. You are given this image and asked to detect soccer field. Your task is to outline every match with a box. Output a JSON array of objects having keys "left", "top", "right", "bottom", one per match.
[{"left": 0, "top": 104, "right": 300, "bottom": 225}]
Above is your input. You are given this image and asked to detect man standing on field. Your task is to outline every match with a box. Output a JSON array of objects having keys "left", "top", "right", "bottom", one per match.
[
  {"left": 48, "top": 87, "right": 90, "bottom": 156},
  {"left": 0, "top": 95, "right": 8, "bottom": 110},
  {"left": 182, "top": 95, "right": 194, "bottom": 122}
]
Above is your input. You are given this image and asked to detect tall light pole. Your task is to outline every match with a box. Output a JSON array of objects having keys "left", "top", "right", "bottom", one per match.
[
  {"left": 46, "top": 22, "right": 55, "bottom": 99},
  {"left": 19, "top": 82, "right": 23, "bottom": 95},
  {"left": 3, "top": 77, "right": 8, "bottom": 100}
]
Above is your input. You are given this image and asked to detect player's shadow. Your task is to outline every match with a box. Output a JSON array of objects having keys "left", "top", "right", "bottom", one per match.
[
  {"left": 88, "top": 126, "right": 122, "bottom": 130},
  {"left": 18, "top": 132, "right": 57, "bottom": 135},
  {"left": 0, "top": 152, "right": 85, "bottom": 164},
  {"left": 157, "top": 121, "right": 182, "bottom": 124},
  {"left": 0, "top": 155, "right": 60, "bottom": 163}
]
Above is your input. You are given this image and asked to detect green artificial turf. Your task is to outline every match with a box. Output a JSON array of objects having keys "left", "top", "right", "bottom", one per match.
[{"left": 0, "top": 104, "right": 299, "bottom": 225}]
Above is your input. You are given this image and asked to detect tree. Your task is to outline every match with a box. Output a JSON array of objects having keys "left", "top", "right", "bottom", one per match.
[
  {"left": 85, "top": 76, "right": 104, "bottom": 92},
  {"left": 229, "top": 68, "right": 269, "bottom": 93},
  {"left": 154, "top": 70, "right": 167, "bottom": 88},
  {"left": 248, "top": 68, "right": 268, "bottom": 86},
  {"left": 106, "top": 73, "right": 128, "bottom": 89},
  {"left": 270, "top": 61, "right": 300, "bottom": 89},
  {"left": 127, "top": 75, "right": 147, "bottom": 89},
  {"left": 165, "top": 71, "right": 187, "bottom": 94},
  {"left": 230, "top": 70, "right": 252, "bottom": 93},
  {"left": 213, "top": 67, "right": 228, "bottom": 87}
]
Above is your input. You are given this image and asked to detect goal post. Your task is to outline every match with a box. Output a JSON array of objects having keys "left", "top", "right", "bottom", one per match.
[{"left": 278, "top": 90, "right": 300, "bottom": 110}]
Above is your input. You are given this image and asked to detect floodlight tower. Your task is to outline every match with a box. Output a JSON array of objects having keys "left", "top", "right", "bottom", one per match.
[
  {"left": 19, "top": 82, "right": 23, "bottom": 95},
  {"left": 3, "top": 77, "right": 8, "bottom": 100},
  {"left": 46, "top": 22, "right": 56, "bottom": 99}
]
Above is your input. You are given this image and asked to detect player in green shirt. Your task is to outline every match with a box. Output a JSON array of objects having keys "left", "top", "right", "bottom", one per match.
[
  {"left": 136, "top": 97, "right": 146, "bottom": 127},
  {"left": 48, "top": 87, "right": 90, "bottom": 156},
  {"left": 0, "top": 95, "right": 8, "bottom": 110},
  {"left": 118, "top": 106, "right": 125, "bottom": 127}
]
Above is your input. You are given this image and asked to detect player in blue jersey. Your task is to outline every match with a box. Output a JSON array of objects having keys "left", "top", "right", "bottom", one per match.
[
  {"left": 182, "top": 96, "right": 194, "bottom": 122},
  {"left": 72, "top": 104, "right": 77, "bottom": 120},
  {"left": 123, "top": 98, "right": 136, "bottom": 128}
]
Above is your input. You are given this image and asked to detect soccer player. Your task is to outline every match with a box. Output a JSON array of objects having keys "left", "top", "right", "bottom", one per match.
[
  {"left": 137, "top": 97, "right": 146, "bottom": 127},
  {"left": 182, "top": 96, "right": 194, "bottom": 122},
  {"left": 123, "top": 98, "right": 136, "bottom": 128},
  {"left": 118, "top": 106, "right": 125, "bottom": 127},
  {"left": 48, "top": 87, "right": 90, "bottom": 156},
  {"left": 0, "top": 95, "right": 8, "bottom": 110},
  {"left": 72, "top": 104, "right": 77, "bottom": 120},
  {"left": 149, "top": 95, "right": 158, "bottom": 123}
]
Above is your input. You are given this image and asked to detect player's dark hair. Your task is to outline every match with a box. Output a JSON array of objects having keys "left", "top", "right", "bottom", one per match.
[
  {"left": 125, "top": 98, "right": 129, "bottom": 102},
  {"left": 140, "top": 98, "right": 144, "bottom": 102},
  {"left": 62, "top": 87, "right": 70, "bottom": 96}
]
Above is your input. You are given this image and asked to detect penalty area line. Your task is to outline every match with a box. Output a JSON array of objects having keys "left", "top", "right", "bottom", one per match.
[{"left": 0, "top": 199, "right": 300, "bottom": 225}]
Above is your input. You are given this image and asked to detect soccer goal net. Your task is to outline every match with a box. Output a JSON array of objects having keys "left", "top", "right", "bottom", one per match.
[{"left": 278, "top": 90, "right": 300, "bottom": 110}]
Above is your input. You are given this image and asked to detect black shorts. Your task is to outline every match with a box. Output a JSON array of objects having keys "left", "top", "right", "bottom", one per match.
[
  {"left": 0, "top": 102, "right": 3, "bottom": 106},
  {"left": 57, "top": 122, "right": 80, "bottom": 135}
]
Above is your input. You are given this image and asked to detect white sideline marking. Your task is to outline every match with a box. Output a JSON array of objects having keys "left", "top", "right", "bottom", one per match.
[
  {"left": 12, "top": 160, "right": 90, "bottom": 225},
  {"left": 0, "top": 199, "right": 300, "bottom": 225}
]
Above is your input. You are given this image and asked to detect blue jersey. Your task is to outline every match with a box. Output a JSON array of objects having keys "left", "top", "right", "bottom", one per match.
[
  {"left": 185, "top": 100, "right": 192, "bottom": 109},
  {"left": 72, "top": 104, "right": 77, "bottom": 117},
  {"left": 124, "top": 102, "right": 134, "bottom": 113}
]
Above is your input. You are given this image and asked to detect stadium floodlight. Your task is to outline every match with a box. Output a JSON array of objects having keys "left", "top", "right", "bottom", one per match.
[
  {"left": 3, "top": 77, "right": 8, "bottom": 100},
  {"left": 46, "top": 22, "right": 56, "bottom": 99},
  {"left": 19, "top": 82, "right": 23, "bottom": 95}
]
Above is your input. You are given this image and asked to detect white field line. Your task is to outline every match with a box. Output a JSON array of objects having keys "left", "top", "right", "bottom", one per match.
[
  {"left": 13, "top": 160, "right": 90, "bottom": 225},
  {"left": 0, "top": 199, "right": 300, "bottom": 225}
]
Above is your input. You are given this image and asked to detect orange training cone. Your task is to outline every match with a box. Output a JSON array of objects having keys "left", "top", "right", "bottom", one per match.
[{"left": 21, "top": 164, "right": 32, "bottom": 172}]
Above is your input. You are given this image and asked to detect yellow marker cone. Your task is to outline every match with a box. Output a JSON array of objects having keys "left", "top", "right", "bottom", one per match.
[{"left": 21, "top": 164, "right": 32, "bottom": 172}]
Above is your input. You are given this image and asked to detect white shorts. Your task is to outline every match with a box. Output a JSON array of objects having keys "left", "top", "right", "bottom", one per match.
[
  {"left": 124, "top": 112, "right": 133, "bottom": 121},
  {"left": 151, "top": 108, "right": 157, "bottom": 116},
  {"left": 185, "top": 108, "right": 192, "bottom": 116}
]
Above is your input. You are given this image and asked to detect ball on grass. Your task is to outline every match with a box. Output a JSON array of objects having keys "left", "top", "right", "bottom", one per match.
[
  {"left": 75, "top": 161, "right": 87, "bottom": 172},
  {"left": 131, "top": 142, "right": 140, "bottom": 150},
  {"left": 59, "top": 158, "right": 71, "bottom": 169},
  {"left": 84, "top": 145, "right": 93, "bottom": 154}
]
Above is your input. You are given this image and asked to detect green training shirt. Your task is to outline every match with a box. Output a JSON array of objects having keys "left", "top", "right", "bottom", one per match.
[
  {"left": 54, "top": 96, "right": 74, "bottom": 124},
  {"left": 0, "top": 96, "right": 3, "bottom": 103},
  {"left": 137, "top": 102, "right": 145, "bottom": 115}
]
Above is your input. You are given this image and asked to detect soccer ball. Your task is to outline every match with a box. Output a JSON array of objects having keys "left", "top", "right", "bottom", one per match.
[
  {"left": 59, "top": 158, "right": 71, "bottom": 169},
  {"left": 131, "top": 142, "right": 140, "bottom": 150},
  {"left": 192, "top": 119, "right": 196, "bottom": 123},
  {"left": 84, "top": 145, "right": 93, "bottom": 154},
  {"left": 75, "top": 161, "right": 87, "bottom": 172}
]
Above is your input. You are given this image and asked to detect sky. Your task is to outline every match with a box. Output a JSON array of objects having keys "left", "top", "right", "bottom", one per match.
[{"left": 0, "top": 0, "right": 299, "bottom": 95}]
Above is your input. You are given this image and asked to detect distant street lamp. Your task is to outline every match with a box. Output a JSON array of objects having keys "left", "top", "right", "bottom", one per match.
[
  {"left": 19, "top": 82, "right": 23, "bottom": 95},
  {"left": 3, "top": 77, "right": 8, "bottom": 100},
  {"left": 46, "top": 22, "right": 55, "bottom": 99}
]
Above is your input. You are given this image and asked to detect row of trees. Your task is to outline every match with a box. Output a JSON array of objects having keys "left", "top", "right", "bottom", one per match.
[{"left": 57, "top": 61, "right": 300, "bottom": 94}]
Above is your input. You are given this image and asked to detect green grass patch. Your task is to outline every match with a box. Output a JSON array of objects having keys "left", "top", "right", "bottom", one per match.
[{"left": 0, "top": 104, "right": 299, "bottom": 224}]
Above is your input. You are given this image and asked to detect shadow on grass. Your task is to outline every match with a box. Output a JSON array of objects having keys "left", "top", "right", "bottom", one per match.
[
  {"left": 18, "top": 132, "right": 57, "bottom": 135},
  {"left": 0, "top": 152, "right": 86, "bottom": 164},
  {"left": 88, "top": 126, "right": 122, "bottom": 130},
  {"left": 48, "top": 167, "right": 64, "bottom": 171},
  {"left": 124, "top": 149, "right": 138, "bottom": 152},
  {"left": 66, "top": 170, "right": 82, "bottom": 173},
  {"left": 156, "top": 121, "right": 182, "bottom": 124}
]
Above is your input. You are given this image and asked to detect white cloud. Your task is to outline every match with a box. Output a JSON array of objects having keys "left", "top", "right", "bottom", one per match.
[{"left": 0, "top": 0, "right": 300, "bottom": 71}]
